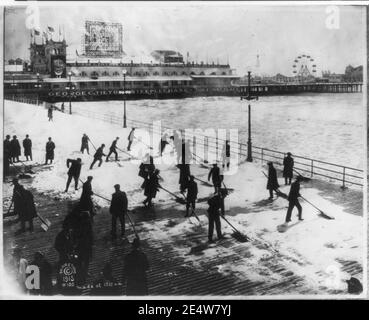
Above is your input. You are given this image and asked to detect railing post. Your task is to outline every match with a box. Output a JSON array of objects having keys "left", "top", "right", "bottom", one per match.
[
  {"left": 341, "top": 167, "right": 347, "bottom": 190},
  {"left": 261, "top": 148, "right": 264, "bottom": 163},
  {"left": 310, "top": 160, "right": 314, "bottom": 177}
]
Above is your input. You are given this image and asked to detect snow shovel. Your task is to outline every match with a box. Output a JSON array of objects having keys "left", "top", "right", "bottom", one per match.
[
  {"left": 134, "top": 137, "right": 153, "bottom": 150},
  {"left": 293, "top": 168, "right": 311, "bottom": 182},
  {"left": 10, "top": 163, "right": 32, "bottom": 179},
  {"left": 37, "top": 213, "right": 51, "bottom": 232},
  {"left": 192, "top": 152, "right": 209, "bottom": 164},
  {"left": 159, "top": 186, "right": 187, "bottom": 205},
  {"left": 116, "top": 147, "right": 140, "bottom": 160},
  {"left": 88, "top": 138, "right": 98, "bottom": 151},
  {"left": 193, "top": 177, "right": 213, "bottom": 187},
  {"left": 17, "top": 160, "right": 35, "bottom": 174},
  {"left": 300, "top": 196, "right": 334, "bottom": 220},
  {"left": 220, "top": 215, "right": 250, "bottom": 243}
]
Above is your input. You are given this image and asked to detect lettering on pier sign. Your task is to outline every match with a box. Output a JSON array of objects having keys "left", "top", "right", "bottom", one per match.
[{"left": 48, "top": 90, "right": 127, "bottom": 97}]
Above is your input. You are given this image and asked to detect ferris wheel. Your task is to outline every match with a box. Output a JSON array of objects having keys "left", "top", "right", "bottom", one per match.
[{"left": 292, "top": 54, "right": 317, "bottom": 78}]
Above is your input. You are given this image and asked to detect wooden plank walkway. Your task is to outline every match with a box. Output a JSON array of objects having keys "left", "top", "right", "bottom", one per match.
[{"left": 2, "top": 169, "right": 363, "bottom": 296}]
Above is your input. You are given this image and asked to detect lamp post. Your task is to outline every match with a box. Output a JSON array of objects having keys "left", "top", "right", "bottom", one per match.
[
  {"left": 66, "top": 71, "right": 75, "bottom": 114},
  {"left": 122, "top": 69, "right": 127, "bottom": 128},
  {"left": 34, "top": 73, "right": 42, "bottom": 106},
  {"left": 240, "top": 71, "right": 258, "bottom": 162}
]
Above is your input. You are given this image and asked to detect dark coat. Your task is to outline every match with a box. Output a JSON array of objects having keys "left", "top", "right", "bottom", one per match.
[
  {"left": 208, "top": 166, "right": 223, "bottom": 185},
  {"left": 79, "top": 181, "right": 93, "bottom": 212},
  {"left": 283, "top": 156, "right": 294, "bottom": 178},
  {"left": 67, "top": 159, "right": 82, "bottom": 177},
  {"left": 54, "top": 229, "right": 76, "bottom": 263},
  {"left": 109, "top": 191, "right": 128, "bottom": 217},
  {"left": 186, "top": 180, "right": 198, "bottom": 201},
  {"left": 10, "top": 139, "right": 21, "bottom": 157},
  {"left": 93, "top": 147, "right": 105, "bottom": 160},
  {"left": 124, "top": 249, "right": 149, "bottom": 295},
  {"left": 207, "top": 195, "right": 221, "bottom": 217},
  {"left": 179, "top": 164, "right": 191, "bottom": 186},
  {"left": 46, "top": 141, "right": 55, "bottom": 159},
  {"left": 144, "top": 173, "right": 160, "bottom": 198},
  {"left": 23, "top": 138, "right": 32, "bottom": 156},
  {"left": 4, "top": 139, "right": 11, "bottom": 157},
  {"left": 267, "top": 166, "right": 279, "bottom": 190},
  {"left": 288, "top": 181, "right": 301, "bottom": 202},
  {"left": 13, "top": 185, "right": 37, "bottom": 222},
  {"left": 81, "top": 135, "right": 89, "bottom": 146},
  {"left": 109, "top": 140, "right": 118, "bottom": 151},
  {"left": 139, "top": 162, "right": 155, "bottom": 180}
]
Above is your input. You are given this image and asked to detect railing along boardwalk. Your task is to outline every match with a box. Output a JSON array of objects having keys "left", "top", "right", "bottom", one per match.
[{"left": 72, "top": 108, "right": 363, "bottom": 189}]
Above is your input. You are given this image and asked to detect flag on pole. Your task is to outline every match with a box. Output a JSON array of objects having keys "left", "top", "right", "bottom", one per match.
[
  {"left": 47, "top": 26, "right": 55, "bottom": 33},
  {"left": 76, "top": 49, "right": 79, "bottom": 57},
  {"left": 34, "top": 29, "right": 40, "bottom": 36}
]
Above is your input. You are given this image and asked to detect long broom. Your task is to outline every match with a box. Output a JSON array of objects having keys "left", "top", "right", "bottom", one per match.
[
  {"left": 220, "top": 214, "right": 250, "bottom": 242},
  {"left": 300, "top": 195, "right": 334, "bottom": 220},
  {"left": 134, "top": 137, "right": 153, "bottom": 150}
]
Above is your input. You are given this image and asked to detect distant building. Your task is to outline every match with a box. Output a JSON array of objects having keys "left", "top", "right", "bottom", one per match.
[
  {"left": 344, "top": 65, "right": 363, "bottom": 82},
  {"left": 151, "top": 50, "right": 184, "bottom": 64},
  {"left": 29, "top": 38, "right": 67, "bottom": 76}
]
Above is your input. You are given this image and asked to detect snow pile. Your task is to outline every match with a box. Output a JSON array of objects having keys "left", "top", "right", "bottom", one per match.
[{"left": 3, "top": 100, "right": 364, "bottom": 295}]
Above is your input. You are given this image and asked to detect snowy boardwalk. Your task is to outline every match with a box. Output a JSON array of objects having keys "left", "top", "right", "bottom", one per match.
[
  {"left": 2, "top": 171, "right": 363, "bottom": 296},
  {"left": 2, "top": 100, "right": 364, "bottom": 296}
]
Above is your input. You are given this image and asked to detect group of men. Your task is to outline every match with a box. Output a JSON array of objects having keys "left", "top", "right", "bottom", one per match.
[
  {"left": 3, "top": 134, "right": 33, "bottom": 176},
  {"left": 266, "top": 152, "right": 303, "bottom": 223}
]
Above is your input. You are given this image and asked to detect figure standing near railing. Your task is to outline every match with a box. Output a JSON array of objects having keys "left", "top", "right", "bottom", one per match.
[
  {"left": 48, "top": 106, "right": 53, "bottom": 122},
  {"left": 266, "top": 161, "right": 279, "bottom": 200},
  {"left": 283, "top": 152, "right": 294, "bottom": 185},
  {"left": 208, "top": 163, "right": 223, "bottom": 194},
  {"left": 127, "top": 128, "right": 135, "bottom": 151},
  {"left": 285, "top": 176, "right": 303, "bottom": 223},
  {"left": 221, "top": 140, "right": 231, "bottom": 170},
  {"left": 80, "top": 133, "right": 90, "bottom": 155},
  {"left": 22, "top": 134, "right": 32, "bottom": 161},
  {"left": 185, "top": 175, "right": 198, "bottom": 217}
]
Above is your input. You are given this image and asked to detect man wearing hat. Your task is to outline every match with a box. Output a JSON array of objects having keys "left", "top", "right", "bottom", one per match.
[
  {"left": 80, "top": 133, "right": 90, "bottom": 155},
  {"left": 106, "top": 137, "right": 120, "bottom": 162},
  {"left": 267, "top": 162, "right": 279, "bottom": 200},
  {"left": 208, "top": 163, "right": 223, "bottom": 194},
  {"left": 23, "top": 134, "right": 33, "bottom": 161},
  {"left": 10, "top": 135, "right": 21, "bottom": 163},
  {"left": 124, "top": 238, "right": 150, "bottom": 295},
  {"left": 90, "top": 144, "right": 106, "bottom": 169},
  {"left": 285, "top": 176, "right": 303, "bottom": 223},
  {"left": 12, "top": 178, "right": 37, "bottom": 234},
  {"left": 45, "top": 137, "right": 55, "bottom": 165},
  {"left": 283, "top": 152, "right": 294, "bottom": 185},
  {"left": 109, "top": 184, "right": 128, "bottom": 240},
  {"left": 185, "top": 175, "right": 198, "bottom": 217}
]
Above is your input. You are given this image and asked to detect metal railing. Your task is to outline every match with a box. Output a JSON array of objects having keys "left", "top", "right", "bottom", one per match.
[
  {"left": 39, "top": 107, "right": 362, "bottom": 189},
  {"left": 5, "top": 95, "right": 43, "bottom": 106}
]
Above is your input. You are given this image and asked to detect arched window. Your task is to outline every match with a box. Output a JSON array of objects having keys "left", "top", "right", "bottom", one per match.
[
  {"left": 102, "top": 71, "right": 110, "bottom": 76},
  {"left": 190, "top": 72, "right": 196, "bottom": 75},
  {"left": 222, "top": 72, "right": 227, "bottom": 75},
  {"left": 171, "top": 71, "right": 177, "bottom": 76},
  {"left": 81, "top": 71, "right": 87, "bottom": 77},
  {"left": 163, "top": 72, "right": 169, "bottom": 76},
  {"left": 91, "top": 71, "right": 99, "bottom": 77},
  {"left": 153, "top": 71, "right": 159, "bottom": 76},
  {"left": 181, "top": 72, "right": 187, "bottom": 76},
  {"left": 210, "top": 72, "right": 216, "bottom": 75},
  {"left": 113, "top": 71, "right": 120, "bottom": 76},
  {"left": 200, "top": 72, "right": 205, "bottom": 75}
]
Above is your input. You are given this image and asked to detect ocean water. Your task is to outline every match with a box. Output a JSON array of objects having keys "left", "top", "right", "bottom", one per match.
[{"left": 71, "top": 93, "right": 364, "bottom": 169}]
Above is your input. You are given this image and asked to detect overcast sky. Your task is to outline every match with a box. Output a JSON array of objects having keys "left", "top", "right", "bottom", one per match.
[{"left": 4, "top": 3, "right": 365, "bottom": 76}]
